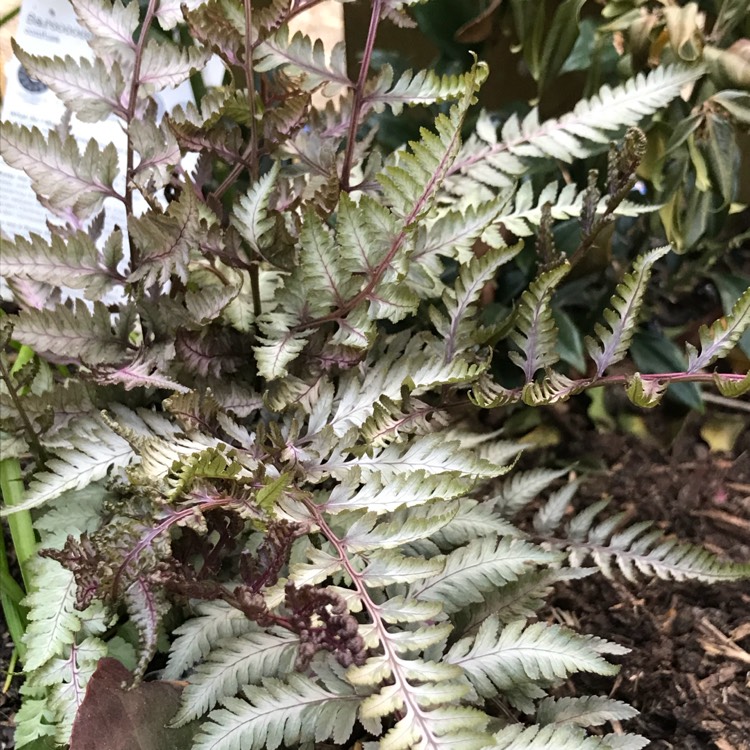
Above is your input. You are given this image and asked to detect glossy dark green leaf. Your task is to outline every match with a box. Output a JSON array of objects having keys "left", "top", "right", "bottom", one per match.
[{"left": 552, "top": 307, "right": 586, "bottom": 372}]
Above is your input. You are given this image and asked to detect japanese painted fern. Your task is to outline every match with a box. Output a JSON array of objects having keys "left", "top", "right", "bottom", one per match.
[{"left": 1, "top": 1, "right": 748, "bottom": 749}]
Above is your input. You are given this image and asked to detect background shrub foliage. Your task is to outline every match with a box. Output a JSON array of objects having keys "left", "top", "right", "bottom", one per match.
[{"left": 0, "top": 0, "right": 748, "bottom": 748}]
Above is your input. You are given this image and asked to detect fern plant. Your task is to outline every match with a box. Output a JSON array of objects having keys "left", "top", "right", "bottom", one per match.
[{"left": 1, "top": 1, "right": 749, "bottom": 748}]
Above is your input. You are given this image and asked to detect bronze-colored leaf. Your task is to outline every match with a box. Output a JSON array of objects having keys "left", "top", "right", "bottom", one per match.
[{"left": 70, "top": 658, "right": 197, "bottom": 750}]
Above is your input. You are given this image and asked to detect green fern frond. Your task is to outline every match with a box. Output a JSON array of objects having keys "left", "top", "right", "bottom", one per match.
[
  {"left": 521, "top": 371, "right": 585, "bottom": 405},
  {"left": 686, "top": 286, "right": 750, "bottom": 373},
  {"left": 191, "top": 674, "right": 360, "bottom": 750},
  {"left": 714, "top": 371, "right": 750, "bottom": 397},
  {"left": 624, "top": 373, "right": 667, "bottom": 408},
  {"left": 447, "top": 65, "right": 704, "bottom": 198},
  {"left": 586, "top": 247, "right": 671, "bottom": 377},
  {"left": 366, "top": 65, "right": 477, "bottom": 115},
  {"left": 378, "top": 61, "right": 488, "bottom": 221},
  {"left": 470, "top": 373, "right": 522, "bottom": 408},
  {"left": 509, "top": 262, "right": 570, "bottom": 383}
]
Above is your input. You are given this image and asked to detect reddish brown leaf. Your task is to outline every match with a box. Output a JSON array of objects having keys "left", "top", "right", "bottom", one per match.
[{"left": 70, "top": 658, "right": 196, "bottom": 750}]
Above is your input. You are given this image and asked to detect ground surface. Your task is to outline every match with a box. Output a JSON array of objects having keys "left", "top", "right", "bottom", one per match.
[
  {"left": 1, "top": 407, "right": 748, "bottom": 749},
  {"left": 543, "top": 406, "right": 750, "bottom": 750}
]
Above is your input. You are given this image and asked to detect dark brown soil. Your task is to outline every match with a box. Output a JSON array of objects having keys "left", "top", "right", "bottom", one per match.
[
  {"left": 1, "top": 407, "right": 748, "bottom": 749},
  {"left": 543, "top": 406, "right": 750, "bottom": 750}
]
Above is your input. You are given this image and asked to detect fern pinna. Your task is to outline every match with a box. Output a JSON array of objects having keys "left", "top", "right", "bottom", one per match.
[{"left": 0, "top": 1, "right": 748, "bottom": 749}]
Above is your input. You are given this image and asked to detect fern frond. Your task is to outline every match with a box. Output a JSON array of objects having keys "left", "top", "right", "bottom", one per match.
[
  {"left": 164, "top": 601, "right": 256, "bottom": 680},
  {"left": 410, "top": 536, "right": 560, "bottom": 613},
  {"left": 624, "top": 373, "right": 667, "bottom": 408},
  {"left": 127, "top": 189, "right": 202, "bottom": 287},
  {"left": 536, "top": 695, "right": 638, "bottom": 728},
  {"left": 436, "top": 244, "right": 522, "bottom": 362},
  {"left": 13, "top": 45, "right": 126, "bottom": 122},
  {"left": 366, "top": 65, "right": 476, "bottom": 115},
  {"left": 470, "top": 373, "right": 522, "bottom": 408},
  {"left": 453, "top": 568, "right": 592, "bottom": 635},
  {"left": 157, "top": 0, "right": 209, "bottom": 29},
  {"left": 0, "top": 232, "right": 122, "bottom": 298},
  {"left": 409, "top": 199, "right": 507, "bottom": 294},
  {"left": 324, "top": 471, "right": 469, "bottom": 515},
  {"left": 521, "top": 371, "right": 586, "bottom": 406},
  {"left": 714, "top": 371, "right": 750, "bottom": 398},
  {"left": 232, "top": 163, "right": 280, "bottom": 255},
  {"left": 493, "top": 723, "right": 648, "bottom": 750},
  {"left": 12, "top": 302, "right": 126, "bottom": 365},
  {"left": 321, "top": 434, "right": 504, "bottom": 482},
  {"left": 139, "top": 40, "right": 211, "bottom": 92},
  {"left": 485, "top": 181, "right": 655, "bottom": 238},
  {"left": 123, "top": 577, "right": 170, "bottom": 680},
  {"left": 0, "top": 124, "right": 119, "bottom": 220},
  {"left": 428, "top": 500, "right": 519, "bottom": 549},
  {"left": 359, "top": 395, "right": 448, "bottom": 447},
  {"left": 255, "top": 27, "right": 351, "bottom": 95},
  {"left": 586, "top": 247, "right": 671, "bottom": 377},
  {"left": 1, "top": 416, "right": 134, "bottom": 516},
  {"left": 21, "top": 558, "right": 86, "bottom": 672},
  {"left": 446, "top": 617, "right": 621, "bottom": 701},
  {"left": 191, "top": 674, "right": 360, "bottom": 750},
  {"left": 70, "top": 0, "right": 138, "bottom": 64},
  {"left": 493, "top": 467, "right": 569, "bottom": 516},
  {"left": 33, "top": 637, "right": 108, "bottom": 744},
  {"left": 550, "top": 501, "right": 750, "bottom": 582},
  {"left": 447, "top": 65, "right": 704, "bottom": 197},
  {"left": 509, "top": 262, "right": 570, "bottom": 383},
  {"left": 378, "top": 61, "right": 488, "bottom": 221},
  {"left": 329, "top": 333, "right": 485, "bottom": 438},
  {"left": 173, "top": 630, "right": 299, "bottom": 726},
  {"left": 339, "top": 502, "right": 459, "bottom": 552},
  {"left": 686, "top": 286, "right": 750, "bottom": 373}
]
